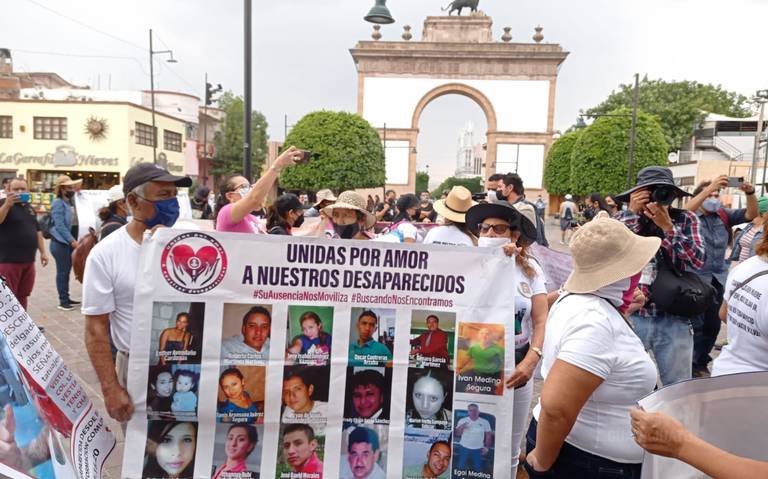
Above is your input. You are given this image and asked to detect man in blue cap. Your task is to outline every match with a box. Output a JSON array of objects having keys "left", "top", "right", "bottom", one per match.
[{"left": 615, "top": 166, "right": 705, "bottom": 385}]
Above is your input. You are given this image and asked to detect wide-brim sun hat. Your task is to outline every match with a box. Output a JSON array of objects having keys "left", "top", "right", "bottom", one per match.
[
  {"left": 53, "top": 175, "right": 82, "bottom": 196},
  {"left": 564, "top": 216, "right": 661, "bottom": 293},
  {"left": 322, "top": 190, "right": 376, "bottom": 229},
  {"left": 433, "top": 186, "right": 476, "bottom": 223},
  {"left": 314, "top": 189, "right": 337, "bottom": 207},
  {"left": 512, "top": 202, "right": 538, "bottom": 246},
  {"left": 614, "top": 166, "right": 691, "bottom": 203},
  {"left": 465, "top": 201, "right": 522, "bottom": 234}
]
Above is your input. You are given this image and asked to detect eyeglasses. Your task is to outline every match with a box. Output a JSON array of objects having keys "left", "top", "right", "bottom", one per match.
[{"left": 478, "top": 223, "right": 511, "bottom": 234}]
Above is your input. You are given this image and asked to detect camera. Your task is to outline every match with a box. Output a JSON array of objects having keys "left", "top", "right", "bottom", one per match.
[{"left": 650, "top": 186, "right": 677, "bottom": 206}]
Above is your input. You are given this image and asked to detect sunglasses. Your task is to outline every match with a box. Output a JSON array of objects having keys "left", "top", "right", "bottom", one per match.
[{"left": 478, "top": 223, "right": 512, "bottom": 234}]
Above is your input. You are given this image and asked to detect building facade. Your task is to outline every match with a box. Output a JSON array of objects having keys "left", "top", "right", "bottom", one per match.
[{"left": 0, "top": 99, "right": 188, "bottom": 190}]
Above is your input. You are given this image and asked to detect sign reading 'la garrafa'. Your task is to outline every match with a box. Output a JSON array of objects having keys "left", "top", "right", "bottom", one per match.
[{"left": 0, "top": 144, "right": 119, "bottom": 167}]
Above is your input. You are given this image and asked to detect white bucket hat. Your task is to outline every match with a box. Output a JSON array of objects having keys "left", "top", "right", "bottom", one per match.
[
  {"left": 564, "top": 216, "right": 661, "bottom": 293},
  {"left": 433, "top": 186, "right": 476, "bottom": 223},
  {"left": 322, "top": 190, "right": 376, "bottom": 229}
]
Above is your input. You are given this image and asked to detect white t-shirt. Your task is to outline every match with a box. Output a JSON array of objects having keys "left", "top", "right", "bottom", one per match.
[
  {"left": 423, "top": 225, "right": 474, "bottom": 246},
  {"left": 513, "top": 259, "right": 547, "bottom": 348},
  {"left": 456, "top": 416, "right": 492, "bottom": 449},
  {"left": 375, "top": 222, "right": 419, "bottom": 243},
  {"left": 712, "top": 255, "right": 768, "bottom": 376},
  {"left": 81, "top": 226, "right": 141, "bottom": 353},
  {"left": 533, "top": 294, "right": 656, "bottom": 463}
]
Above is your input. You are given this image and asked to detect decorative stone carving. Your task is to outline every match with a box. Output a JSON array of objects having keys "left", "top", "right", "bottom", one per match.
[
  {"left": 402, "top": 25, "right": 413, "bottom": 41},
  {"left": 501, "top": 27, "right": 512, "bottom": 42},
  {"left": 533, "top": 25, "right": 544, "bottom": 43},
  {"left": 372, "top": 25, "right": 382, "bottom": 41}
]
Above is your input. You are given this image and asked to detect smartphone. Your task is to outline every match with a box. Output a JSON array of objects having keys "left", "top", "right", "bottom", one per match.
[
  {"left": 727, "top": 176, "right": 744, "bottom": 188},
  {"left": 296, "top": 150, "right": 316, "bottom": 164},
  {"left": 18, "top": 192, "right": 31, "bottom": 203}
]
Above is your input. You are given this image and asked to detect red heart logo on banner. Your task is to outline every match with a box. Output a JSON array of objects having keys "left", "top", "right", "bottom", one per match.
[{"left": 170, "top": 244, "right": 219, "bottom": 283}]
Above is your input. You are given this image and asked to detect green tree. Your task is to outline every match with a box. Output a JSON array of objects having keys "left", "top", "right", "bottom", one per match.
[
  {"left": 570, "top": 109, "right": 668, "bottom": 195},
  {"left": 416, "top": 171, "right": 430, "bottom": 195},
  {"left": 279, "top": 111, "right": 385, "bottom": 192},
  {"left": 543, "top": 130, "right": 581, "bottom": 195},
  {"left": 431, "top": 176, "right": 483, "bottom": 198},
  {"left": 212, "top": 91, "right": 269, "bottom": 179},
  {"left": 586, "top": 78, "right": 752, "bottom": 151}
]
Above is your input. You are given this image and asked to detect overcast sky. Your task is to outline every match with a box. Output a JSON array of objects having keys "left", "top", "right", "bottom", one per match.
[{"left": 4, "top": 0, "right": 767, "bottom": 184}]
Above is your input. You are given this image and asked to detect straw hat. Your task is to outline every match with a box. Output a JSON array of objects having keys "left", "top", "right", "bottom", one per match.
[
  {"left": 512, "top": 202, "right": 538, "bottom": 246},
  {"left": 314, "top": 189, "right": 337, "bottom": 208},
  {"left": 53, "top": 175, "right": 82, "bottom": 195},
  {"left": 564, "top": 216, "right": 661, "bottom": 293},
  {"left": 465, "top": 200, "right": 522, "bottom": 234},
  {"left": 322, "top": 191, "right": 376, "bottom": 228},
  {"left": 433, "top": 186, "right": 476, "bottom": 223}
]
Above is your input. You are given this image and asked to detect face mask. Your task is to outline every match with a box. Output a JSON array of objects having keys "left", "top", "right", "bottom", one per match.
[
  {"left": 619, "top": 272, "right": 642, "bottom": 314},
  {"left": 142, "top": 197, "right": 180, "bottom": 228},
  {"left": 477, "top": 237, "right": 509, "bottom": 248},
  {"left": 292, "top": 214, "right": 305, "bottom": 228},
  {"left": 334, "top": 222, "right": 360, "bottom": 239},
  {"left": 702, "top": 198, "right": 721, "bottom": 213},
  {"left": 64, "top": 191, "right": 75, "bottom": 199},
  {"left": 486, "top": 191, "right": 498, "bottom": 203},
  {"left": 495, "top": 189, "right": 506, "bottom": 201}
]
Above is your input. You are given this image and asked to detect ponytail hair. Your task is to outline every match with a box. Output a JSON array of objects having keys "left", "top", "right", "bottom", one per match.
[{"left": 755, "top": 214, "right": 768, "bottom": 257}]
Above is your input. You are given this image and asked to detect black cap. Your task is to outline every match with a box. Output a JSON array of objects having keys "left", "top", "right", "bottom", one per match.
[
  {"left": 275, "top": 193, "right": 303, "bottom": 214},
  {"left": 123, "top": 163, "right": 192, "bottom": 195},
  {"left": 614, "top": 166, "right": 691, "bottom": 202}
]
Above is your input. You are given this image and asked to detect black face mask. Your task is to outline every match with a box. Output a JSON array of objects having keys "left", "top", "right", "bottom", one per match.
[
  {"left": 495, "top": 189, "right": 506, "bottom": 201},
  {"left": 64, "top": 191, "right": 75, "bottom": 199},
  {"left": 293, "top": 214, "right": 305, "bottom": 228},
  {"left": 334, "top": 222, "right": 360, "bottom": 239}
]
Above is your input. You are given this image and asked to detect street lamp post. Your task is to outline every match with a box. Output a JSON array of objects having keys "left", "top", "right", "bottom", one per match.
[
  {"left": 243, "top": 0, "right": 253, "bottom": 181},
  {"left": 148, "top": 28, "right": 177, "bottom": 164}
]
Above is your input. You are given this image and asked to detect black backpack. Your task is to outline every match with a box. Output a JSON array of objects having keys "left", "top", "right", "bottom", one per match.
[{"left": 39, "top": 213, "right": 53, "bottom": 240}]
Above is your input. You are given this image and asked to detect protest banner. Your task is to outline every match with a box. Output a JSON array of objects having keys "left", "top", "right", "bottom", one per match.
[
  {"left": 530, "top": 244, "right": 573, "bottom": 292},
  {"left": 0, "top": 279, "right": 116, "bottom": 479},
  {"left": 122, "top": 229, "right": 518, "bottom": 479},
  {"left": 638, "top": 372, "right": 768, "bottom": 479}
]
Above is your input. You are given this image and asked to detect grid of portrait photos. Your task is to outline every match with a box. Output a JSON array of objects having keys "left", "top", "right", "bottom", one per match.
[
  {"left": 143, "top": 301, "right": 204, "bottom": 479},
  {"left": 275, "top": 305, "right": 334, "bottom": 479}
]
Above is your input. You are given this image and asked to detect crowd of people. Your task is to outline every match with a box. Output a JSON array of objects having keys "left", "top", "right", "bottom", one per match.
[{"left": 2, "top": 147, "right": 768, "bottom": 478}]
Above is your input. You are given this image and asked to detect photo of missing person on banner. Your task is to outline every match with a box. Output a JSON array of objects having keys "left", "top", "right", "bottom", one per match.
[
  {"left": 142, "top": 420, "right": 198, "bottom": 479},
  {"left": 281, "top": 365, "right": 330, "bottom": 423},
  {"left": 405, "top": 367, "right": 453, "bottom": 430},
  {"left": 402, "top": 428, "right": 453, "bottom": 479},
  {"left": 343, "top": 367, "right": 392, "bottom": 423},
  {"left": 220, "top": 304, "right": 272, "bottom": 365},
  {"left": 285, "top": 306, "right": 333, "bottom": 366},
  {"left": 348, "top": 308, "right": 395, "bottom": 368},
  {"left": 339, "top": 423, "right": 388, "bottom": 479},
  {"left": 211, "top": 423, "right": 263, "bottom": 479},
  {"left": 277, "top": 423, "right": 325, "bottom": 479},
  {"left": 452, "top": 404, "right": 495, "bottom": 478},
  {"left": 150, "top": 302, "right": 205, "bottom": 366},
  {"left": 217, "top": 366, "right": 265, "bottom": 424},
  {"left": 409, "top": 310, "right": 456, "bottom": 369},
  {"left": 146, "top": 364, "right": 201, "bottom": 420},
  {"left": 455, "top": 323, "right": 505, "bottom": 396}
]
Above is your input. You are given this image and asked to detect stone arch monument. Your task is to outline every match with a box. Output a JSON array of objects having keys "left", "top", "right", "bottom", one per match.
[{"left": 351, "top": 13, "right": 568, "bottom": 194}]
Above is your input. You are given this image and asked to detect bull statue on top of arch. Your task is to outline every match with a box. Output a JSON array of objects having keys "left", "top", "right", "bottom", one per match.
[{"left": 442, "top": 0, "right": 479, "bottom": 16}]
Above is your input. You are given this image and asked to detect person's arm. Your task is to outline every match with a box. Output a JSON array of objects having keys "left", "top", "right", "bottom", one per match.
[
  {"left": 484, "top": 430, "right": 493, "bottom": 449},
  {"left": 506, "top": 293, "right": 546, "bottom": 388},
  {"left": 84, "top": 314, "right": 134, "bottom": 422},
  {"left": 526, "top": 360, "right": 603, "bottom": 471},
  {"left": 158, "top": 330, "right": 169, "bottom": 365},
  {"left": 0, "top": 196, "right": 14, "bottom": 224},
  {"left": 631, "top": 409, "right": 768, "bottom": 479},
  {"left": 229, "top": 146, "right": 299, "bottom": 224},
  {"left": 36, "top": 231, "right": 48, "bottom": 267},
  {"left": 375, "top": 203, "right": 391, "bottom": 221},
  {"left": 685, "top": 175, "right": 728, "bottom": 212},
  {"left": 741, "top": 183, "right": 759, "bottom": 221},
  {"left": 719, "top": 300, "right": 728, "bottom": 322},
  {"left": 51, "top": 199, "right": 76, "bottom": 246},
  {"left": 456, "top": 350, "right": 472, "bottom": 374},
  {"left": 652, "top": 208, "right": 705, "bottom": 271}
]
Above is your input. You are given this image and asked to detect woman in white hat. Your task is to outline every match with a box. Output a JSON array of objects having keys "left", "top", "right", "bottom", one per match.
[
  {"left": 423, "top": 186, "right": 477, "bottom": 246},
  {"left": 50, "top": 174, "right": 83, "bottom": 311},
  {"left": 322, "top": 191, "right": 376, "bottom": 240},
  {"left": 97, "top": 185, "right": 128, "bottom": 241},
  {"left": 524, "top": 217, "right": 660, "bottom": 478},
  {"left": 464, "top": 200, "right": 547, "bottom": 476}
]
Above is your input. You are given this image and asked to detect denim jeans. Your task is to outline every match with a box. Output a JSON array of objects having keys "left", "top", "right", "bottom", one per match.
[
  {"left": 692, "top": 277, "right": 724, "bottom": 371},
  {"left": 630, "top": 312, "right": 693, "bottom": 385},
  {"left": 454, "top": 445, "right": 484, "bottom": 471},
  {"left": 525, "top": 418, "right": 641, "bottom": 478},
  {"left": 49, "top": 239, "right": 73, "bottom": 305}
]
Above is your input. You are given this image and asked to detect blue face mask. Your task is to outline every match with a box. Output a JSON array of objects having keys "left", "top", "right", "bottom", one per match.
[
  {"left": 142, "top": 197, "right": 180, "bottom": 228},
  {"left": 702, "top": 198, "right": 721, "bottom": 213}
]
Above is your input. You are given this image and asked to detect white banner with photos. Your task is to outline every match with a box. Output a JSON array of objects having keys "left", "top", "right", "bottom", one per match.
[{"left": 122, "top": 229, "right": 518, "bottom": 479}]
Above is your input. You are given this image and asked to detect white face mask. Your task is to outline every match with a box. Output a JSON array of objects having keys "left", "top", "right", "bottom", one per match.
[
  {"left": 477, "top": 237, "right": 509, "bottom": 248},
  {"left": 486, "top": 191, "right": 498, "bottom": 203}
]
